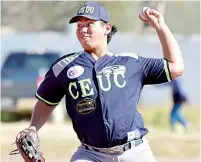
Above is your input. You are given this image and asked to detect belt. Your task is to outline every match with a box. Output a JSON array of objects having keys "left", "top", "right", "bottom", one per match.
[{"left": 82, "top": 138, "right": 143, "bottom": 155}]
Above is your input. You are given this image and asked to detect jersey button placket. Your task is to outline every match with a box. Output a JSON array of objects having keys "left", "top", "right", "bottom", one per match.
[
  {"left": 99, "top": 92, "right": 104, "bottom": 109},
  {"left": 95, "top": 66, "right": 112, "bottom": 145},
  {"left": 94, "top": 66, "right": 103, "bottom": 102}
]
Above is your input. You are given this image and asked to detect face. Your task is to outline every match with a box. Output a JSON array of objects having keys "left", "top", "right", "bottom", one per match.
[{"left": 76, "top": 17, "right": 111, "bottom": 50}]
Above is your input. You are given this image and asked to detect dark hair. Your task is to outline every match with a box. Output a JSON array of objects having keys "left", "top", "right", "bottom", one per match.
[
  {"left": 101, "top": 21, "right": 118, "bottom": 44},
  {"left": 107, "top": 25, "right": 117, "bottom": 44}
]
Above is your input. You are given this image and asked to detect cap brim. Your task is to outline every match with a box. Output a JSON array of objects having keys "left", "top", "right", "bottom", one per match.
[{"left": 69, "top": 15, "right": 100, "bottom": 24}]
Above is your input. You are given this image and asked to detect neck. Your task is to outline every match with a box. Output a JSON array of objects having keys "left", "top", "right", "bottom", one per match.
[{"left": 85, "top": 45, "right": 109, "bottom": 61}]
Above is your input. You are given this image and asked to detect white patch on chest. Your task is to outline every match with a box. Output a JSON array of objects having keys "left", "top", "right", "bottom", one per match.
[{"left": 67, "top": 65, "right": 84, "bottom": 79}]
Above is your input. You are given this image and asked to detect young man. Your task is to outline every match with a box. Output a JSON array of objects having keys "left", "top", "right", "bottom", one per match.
[
  {"left": 170, "top": 77, "right": 189, "bottom": 132},
  {"left": 15, "top": 1, "right": 184, "bottom": 162}
]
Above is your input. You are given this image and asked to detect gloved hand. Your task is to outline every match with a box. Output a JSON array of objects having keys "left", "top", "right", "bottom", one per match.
[{"left": 9, "top": 126, "right": 45, "bottom": 162}]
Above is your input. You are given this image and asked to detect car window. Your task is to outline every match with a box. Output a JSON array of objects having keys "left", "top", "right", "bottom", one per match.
[
  {"left": 2, "top": 53, "right": 26, "bottom": 69},
  {"left": 2, "top": 53, "right": 59, "bottom": 70}
]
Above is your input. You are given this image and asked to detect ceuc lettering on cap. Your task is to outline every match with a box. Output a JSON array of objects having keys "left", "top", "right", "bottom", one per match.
[{"left": 77, "top": 6, "right": 95, "bottom": 14}]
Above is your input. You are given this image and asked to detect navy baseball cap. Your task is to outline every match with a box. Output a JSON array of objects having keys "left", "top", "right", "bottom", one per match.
[{"left": 69, "top": 1, "right": 110, "bottom": 24}]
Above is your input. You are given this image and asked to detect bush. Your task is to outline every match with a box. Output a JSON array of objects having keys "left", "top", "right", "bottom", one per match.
[
  {"left": 1, "top": 110, "right": 32, "bottom": 122},
  {"left": 1, "top": 111, "right": 22, "bottom": 122}
]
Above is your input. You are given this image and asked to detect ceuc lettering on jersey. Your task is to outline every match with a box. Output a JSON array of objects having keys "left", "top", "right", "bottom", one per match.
[
  {"left": 69, "top": 65, "right": 127, "bottom": 99},
  {"left": 77, "top": 6, "right": 95, "bottom": 15}
]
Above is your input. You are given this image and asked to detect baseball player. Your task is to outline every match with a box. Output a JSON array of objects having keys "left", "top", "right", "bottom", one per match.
[{"left": 12, "top": 1, "right": 184, "bottom": 162}]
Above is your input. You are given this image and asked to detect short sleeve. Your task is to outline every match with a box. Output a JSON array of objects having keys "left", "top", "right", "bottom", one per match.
[
  {"left": 35, "top": 68, "right": 65, "bottom": 106},
  {"left": 139, "top": 56, "right": 172, "bottom": 85}
]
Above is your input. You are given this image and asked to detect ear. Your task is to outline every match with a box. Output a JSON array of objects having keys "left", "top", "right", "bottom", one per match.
[{"left": 105, "top": 23, "right": 112, "bottom": 35}]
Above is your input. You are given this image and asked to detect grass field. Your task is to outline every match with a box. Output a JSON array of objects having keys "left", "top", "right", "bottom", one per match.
[{"left": 1, "top": 105, "right": 200, "bottom": 162}]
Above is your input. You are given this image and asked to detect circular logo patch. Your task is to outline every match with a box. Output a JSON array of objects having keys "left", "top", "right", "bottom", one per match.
[
  {"left": 76, "top": 98, "right": 96, "bottom": 115},
  {"left": 67, "top": 65, "right": 84, "bottom": 79}
]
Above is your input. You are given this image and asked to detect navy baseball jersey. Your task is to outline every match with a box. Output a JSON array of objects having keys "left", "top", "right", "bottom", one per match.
[{"left": 36, "top": 51, "right": 172, "bottom": 148}]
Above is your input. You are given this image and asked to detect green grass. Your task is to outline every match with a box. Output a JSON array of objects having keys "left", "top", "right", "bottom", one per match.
[{"left": 139, "top": 104, "right": 200, "bottom": 129}]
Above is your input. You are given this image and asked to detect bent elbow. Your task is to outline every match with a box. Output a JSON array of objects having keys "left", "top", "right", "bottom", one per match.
[
  {"left": 177, "top": 66, "right": 184, "bottom": 76},
  {"left": 170, "top": 63, "right": 184, "bottom": 80},
  {"left": 174, "top": 64, "right": 184, "bottom": 78}
]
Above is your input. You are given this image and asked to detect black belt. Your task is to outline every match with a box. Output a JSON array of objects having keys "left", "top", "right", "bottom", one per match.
[{"left": 82, "top": 138, "right": 143, "bottom": 155}]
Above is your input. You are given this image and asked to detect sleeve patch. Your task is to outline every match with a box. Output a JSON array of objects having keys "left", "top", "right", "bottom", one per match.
[{"left": 52, "top": 52, "right": 83, "bottom": 77}]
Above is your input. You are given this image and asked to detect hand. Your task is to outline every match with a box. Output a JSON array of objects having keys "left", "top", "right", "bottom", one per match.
[
  {"left": 9, "top": 127, "right": 45, "bottom": 162},
  {"left": 143, "top": 8, "right": 166, "bottom": 30}
]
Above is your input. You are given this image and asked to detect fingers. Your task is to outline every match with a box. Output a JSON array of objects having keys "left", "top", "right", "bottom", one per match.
[
  {"left": 150, "top": 9, "right": 161, "bottom": 18},
  {"left": 138, "top": 14, "right": 149, "bottom": 24},
  {"left": 144, "top": 8, "right": 161, "bottom": 19}
]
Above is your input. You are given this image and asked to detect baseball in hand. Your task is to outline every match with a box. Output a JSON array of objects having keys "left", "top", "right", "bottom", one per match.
[{"left": 139, "top": 7, "right": 149, "bottom": 21}]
